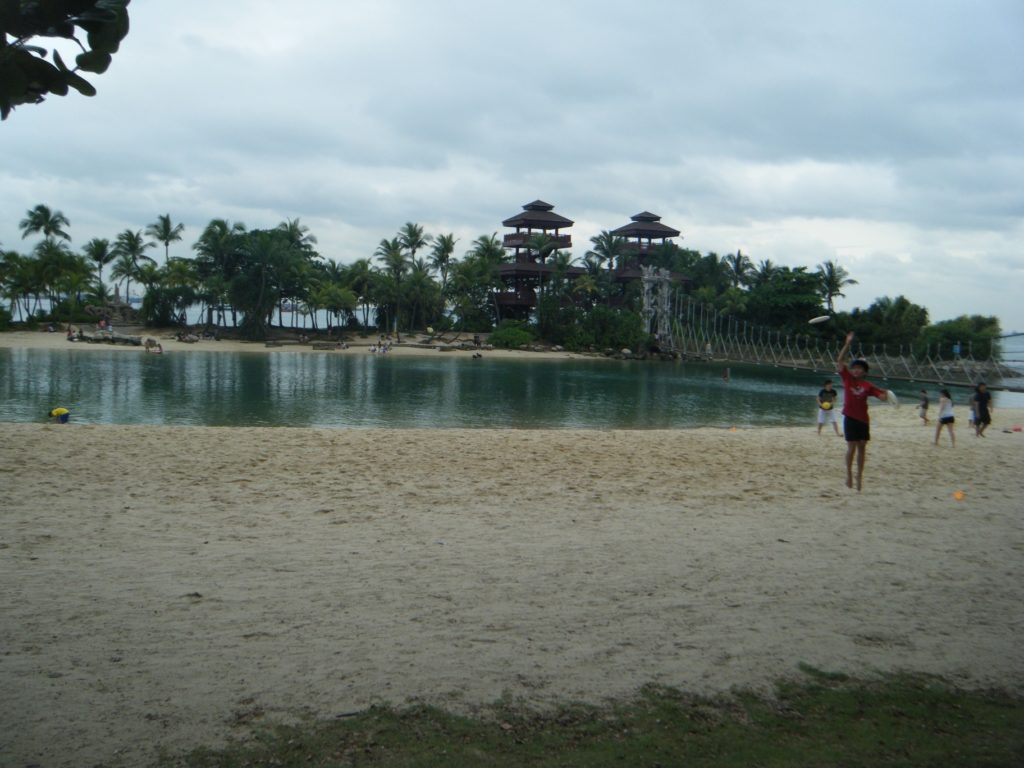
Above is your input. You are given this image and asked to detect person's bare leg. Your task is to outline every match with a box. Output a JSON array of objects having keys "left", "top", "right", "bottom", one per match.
[
  {"left": 818, "top": 422, "right": 823, "bottom": 435},
  {"left": 845, "top": 443, "right": 855, "bottom": 488},
  {"left": 979, "top": 422, "right": 988, "bottom": 437},
  {"left": 950, "top": 424, "right": 956, "bottom": 447},
  {"left": 855, "top": 443, "right": 866, "bottom": 491},
  {"left": 833, "top": 421, "right": 841, "bottom": 436},
  {"left": 935, "top": 422, "right": 942, "bottom": 445}
]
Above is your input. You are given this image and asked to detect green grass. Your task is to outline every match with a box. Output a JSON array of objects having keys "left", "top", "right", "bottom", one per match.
[{"left": 160, "top": 672, "right": 1024, "bottom": 767}]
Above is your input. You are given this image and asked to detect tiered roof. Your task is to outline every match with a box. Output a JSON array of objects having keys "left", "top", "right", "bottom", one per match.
[{"left": 501, "top": 200, "right": 574, "bottom": 230}]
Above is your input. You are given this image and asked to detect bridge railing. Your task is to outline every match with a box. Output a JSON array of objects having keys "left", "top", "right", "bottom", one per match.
[{"left": 662, "top": 292, "right": 1020, "bottom": 389}]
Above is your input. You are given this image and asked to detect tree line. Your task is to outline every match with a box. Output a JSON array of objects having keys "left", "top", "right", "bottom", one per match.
[{"left": 0, "top": 203, "right": 1002, "bottom": 359}]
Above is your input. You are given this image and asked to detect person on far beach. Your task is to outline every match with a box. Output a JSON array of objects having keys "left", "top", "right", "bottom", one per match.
[
  {"left": 917, "top": 389, "right": 929, "bottom": 425},
  {"left": 816, "top": 379, "right": 840, "bottom": 436},
  {"left": 837, "top": 331, "right": 889, "bottom": 491},
  {"left": 972, "top": 382, "right": 993, "bottom": 437},
  {"left": 934, "top": 389, "right": 955, "bottom": 446},
  {"left": 47, "top": 407, "right": 70, "bottom": 424}
]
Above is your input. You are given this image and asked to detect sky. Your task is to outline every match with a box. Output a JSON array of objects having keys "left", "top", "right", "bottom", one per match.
[{"left": 2, "top": 0, "right": 1023, "bottom": 331}]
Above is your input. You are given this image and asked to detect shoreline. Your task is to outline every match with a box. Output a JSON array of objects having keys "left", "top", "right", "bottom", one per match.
[
  {"left": 2, "top": 421, "right": 1022, "bottom": 766},
  {"left": 0, "top": 327, "right": 593, "bottom": 361}
]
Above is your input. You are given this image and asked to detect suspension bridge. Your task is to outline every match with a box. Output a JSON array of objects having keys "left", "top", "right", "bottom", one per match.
[{"left": 640, "top": 267, "right": 1023, "bottom": 391}]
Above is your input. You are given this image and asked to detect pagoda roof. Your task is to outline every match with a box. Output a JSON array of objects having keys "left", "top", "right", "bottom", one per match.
[
  {"left": 611, "top": 211, "right": 681, "bottom": 239},
  {"left": 502, "top": 200, "right": 574, "bottom": 229}
]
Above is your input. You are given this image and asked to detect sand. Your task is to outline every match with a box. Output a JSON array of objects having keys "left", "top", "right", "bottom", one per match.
[
  {"left": 0, "top": 327, "right": 581, "bottom": 360},
  {"left": 2, "top": 411, "right": 1023, "bottom": 767}
]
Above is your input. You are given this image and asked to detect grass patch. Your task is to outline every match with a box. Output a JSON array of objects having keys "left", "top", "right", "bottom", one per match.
[{"left": 160, "top": 673, "right": 1024, "bottom": 767}]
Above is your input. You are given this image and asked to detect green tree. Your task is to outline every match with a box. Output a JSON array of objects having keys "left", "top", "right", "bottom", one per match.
[
  {"left": 841, "top": 295, "right": 929, "bottom": 351},
  {"left": 81, "top": 237, "right": 114, "bottom": 283},
  {"left": 344, "top": 258, "right": 375, "bottom": 330},
  {"left": 429, "top": 233, "right": 457, "bottom": 295},
  {"left": 917, "top": 315, "right": 1001, "bottom": 359},
  {"left": 146, "top": 214, "right": 185, "bottom": 261},
  {"left": 816, "top": 260, "right": 858, "bottom": 313},
  {"left": 277, "top": 218, "right": 318, "bottom": 252},
  {"left": 110, "top": 229, "right": 155, "bottom": 302},
  {"left": 744, "top": 266, "right": 823, "bottom": 331},
  {"left": 751, "top": 259, "right": 779, "bottom": 287},
  {"left": 586, "top": 230, "right": 628, "bottom": 274},
  {"left": 397, "top": 221, "right": 431, "bottom": 264},
  {"left": 228, "top": 229, "right": 296, "bottom": 338},
  {"left": 723, "top": 250, "right": 753, "bottom": 289},
  {"left": 0, "top": 0, "right": 132, "bottom": 120},
  {"left": 375, "top": 237, "right": 407, "bottom": 337},
  {"left": 20, "top": 204, "right": 71, "bottom": 243},
  {"left": 193, "top": 219, "right": 246, "bottom": 326}
]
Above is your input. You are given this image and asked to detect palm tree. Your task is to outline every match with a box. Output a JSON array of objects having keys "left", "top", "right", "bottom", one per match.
[
  {"left": 111, "top": 229, "right": 156, "bottom": 303},
  {"left": 751, "top": 259, "right": 779, "bottom": 286},
  {"left": 20, "top": 204, "right": 71, "bottom": 243},
  {"left": 344, "top": 258, "right": 375, "bottom": 329},
  {"left": 816, "top": 260, "right": 858, "bottom": 313},
  {"left": 146, "top": 214, "right": 185, "bottom": 261},
  {"left": 586, "top": 230, "right": 627, "bottom": 274},
  {"left": 466, "top": 233, "right": 507, "bottom": 264},
  {"left": 429, "top": 233, "right": 457, "bottom": 294},
  {"left": 193, "top": 219, "right": 246, "bottom": 326},
  {"left": 375, "top": 237, "right": 408, "bottom": 337},
  {"left": 723, "top": 250, "right": 752, "bottom": 288},
  {"left": 277, "top": 218, "right": 318, "bottom": 252},
  {"left": 404, "top": 260, "right": 442, "bottom": 332},
  {"left": 397, "top": 221, "right": 431, "bottom": 264},
  {"left": 81, "top": 238, "right": 114, "bottom": 283}
]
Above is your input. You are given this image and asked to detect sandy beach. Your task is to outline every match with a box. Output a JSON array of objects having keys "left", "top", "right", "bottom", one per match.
[
  {"left": 2, "top": 411, "right": 1023, "bottom": 766},
  {"left": 0, "top": 327, "right": 578, "bottom": 360}
]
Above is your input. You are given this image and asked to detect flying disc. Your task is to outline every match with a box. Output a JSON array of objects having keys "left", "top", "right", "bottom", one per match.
[
  {"left": 808, "top": 315, "right": 831, "bottom": 325},
  {"left": 887, "top": 390, "right": 900, "bottom": 408}
]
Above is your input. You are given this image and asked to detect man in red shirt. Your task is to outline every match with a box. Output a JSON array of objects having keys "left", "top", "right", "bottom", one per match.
[{"left": 837, "top": 331, "right": 889, "bottom": 491}]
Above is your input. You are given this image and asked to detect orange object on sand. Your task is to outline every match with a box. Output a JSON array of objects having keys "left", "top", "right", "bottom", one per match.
[{"left": 952, "top": 490, "right": 965, "bottom": 501}]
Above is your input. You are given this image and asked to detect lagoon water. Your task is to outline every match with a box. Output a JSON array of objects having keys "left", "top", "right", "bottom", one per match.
[{"left": 3, "top": 348, "right": 1019, "bottom": 429}]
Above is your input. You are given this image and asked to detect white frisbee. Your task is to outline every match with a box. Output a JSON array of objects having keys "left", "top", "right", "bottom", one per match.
[
  {"left": 887, "top": 390, "right": 900, "bottom": 408},
  {"left": 808, "top": 315, "right": 831, "bottom": 325}
]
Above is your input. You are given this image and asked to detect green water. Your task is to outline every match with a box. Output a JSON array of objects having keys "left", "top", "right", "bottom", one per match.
[{"left": 0, "top": 348, "right": 1008, "bottom": 429}]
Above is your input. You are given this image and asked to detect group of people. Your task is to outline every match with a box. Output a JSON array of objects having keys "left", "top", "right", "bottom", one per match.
[
  {"left": 917, "top": 383, "right": 993, "bottom": 445},
  {"left": 819, "top": 331, "right": 998, "bottom": 491}
]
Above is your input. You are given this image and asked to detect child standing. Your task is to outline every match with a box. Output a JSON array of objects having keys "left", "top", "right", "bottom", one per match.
[
  {"left": 917, "top": 389, "right": 929, "bottom": 425},
  {"left": 816, "top": 380, "right": 841, "bottom": 436},
  {"left": 837, "top": 332, "right": 890, "bottom": 491},
  {"left": 934, "top": 389, "right": 955, "bottom": 446}
]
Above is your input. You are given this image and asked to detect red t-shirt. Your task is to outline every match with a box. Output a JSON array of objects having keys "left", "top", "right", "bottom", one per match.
[{"left": 839, "top": 366, "right": 885, "bottom": 422}]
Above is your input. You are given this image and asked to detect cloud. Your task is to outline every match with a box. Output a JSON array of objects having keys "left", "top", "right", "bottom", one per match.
[{"left": 1, "top": 0, "right": 1022, "bottom": 329}]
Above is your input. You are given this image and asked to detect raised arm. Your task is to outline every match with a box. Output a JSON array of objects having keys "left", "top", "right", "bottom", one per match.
[{"left": 836, "top": 331, "right": 854, "bottom": 371}]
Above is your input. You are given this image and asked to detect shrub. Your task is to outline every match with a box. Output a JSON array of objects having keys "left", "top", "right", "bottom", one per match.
[{"left": 489, "top": 320, "right": 535, "bottom": 349}]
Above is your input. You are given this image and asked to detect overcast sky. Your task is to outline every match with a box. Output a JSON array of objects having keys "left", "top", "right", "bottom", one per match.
[{"left": 3, "top": 0, "right": 1022, "bottom": 330}]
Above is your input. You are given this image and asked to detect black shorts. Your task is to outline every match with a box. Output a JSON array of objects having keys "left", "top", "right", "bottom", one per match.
[
  {"left": 844, "top": 416, "right": 870, "bottom": 442},
  {"left": 976, "top": 412, "right": 991, "bottom": 425},
  {"left": 939, "top": 416, "right": 955, "bottom": 425}
]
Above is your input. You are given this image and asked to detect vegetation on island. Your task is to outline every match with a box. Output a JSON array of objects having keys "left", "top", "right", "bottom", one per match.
[
  {"left": 0, "top": 0, "right": 131, "bottom": 120},
  {"left": 0, "top": 204, "right": 1002, "bottom": 359}
]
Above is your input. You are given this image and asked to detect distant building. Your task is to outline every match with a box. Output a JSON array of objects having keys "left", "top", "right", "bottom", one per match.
[
  {"left": 495, "top": 200, "right": 583, "bottom": 319},
  {"left": 493, "top": 203, "right": 689, "bottom": 320},
  {"left": 610, "top": 211, "right": 687, "bottom": 285}
]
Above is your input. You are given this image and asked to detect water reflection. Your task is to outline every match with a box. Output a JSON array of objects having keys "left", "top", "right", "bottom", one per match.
[{"left": 2, "top": 348, "right": 1014, "bottom": 428}]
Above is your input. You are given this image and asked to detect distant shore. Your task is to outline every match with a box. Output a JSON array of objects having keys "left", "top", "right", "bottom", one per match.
[{"left": 0, "top": 327, "right": 592, "bottom": 361}]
